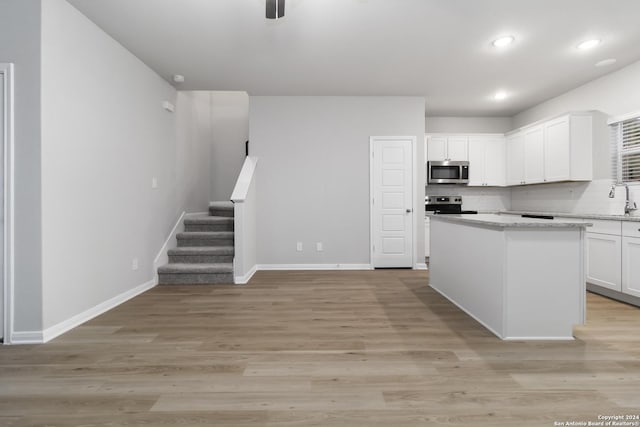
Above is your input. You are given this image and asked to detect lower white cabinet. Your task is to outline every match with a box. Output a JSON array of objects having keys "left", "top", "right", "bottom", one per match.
[
  {"left": 586, "top": 219, "right": 640, "bottom": 300},
  {"left": 622, "top": 222, "right": 640, "bottom": 298},
  {"left": 586, "top": 232, "right": 622, "bottom": 291},
  {"left": 424, "top": 217, "right": 430, "bottom": 258}
]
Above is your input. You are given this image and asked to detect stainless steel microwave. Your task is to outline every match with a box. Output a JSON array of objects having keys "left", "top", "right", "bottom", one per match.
[{"left": 427, "top": 161, "right": 469, "bottom": 184}]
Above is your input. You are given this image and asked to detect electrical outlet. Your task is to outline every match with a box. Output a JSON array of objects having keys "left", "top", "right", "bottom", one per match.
[
  {"left": 132, "top": 258, "right": 139, "bottom": 271},
  {"left": 296, "top": 242, "right": 303, "bottom": 252},
  {"left": 151, "top": 177, "right": 158, "bottom": 189},
  {"left": 316, "top": 242, "right": 323, "bottom": 252}
]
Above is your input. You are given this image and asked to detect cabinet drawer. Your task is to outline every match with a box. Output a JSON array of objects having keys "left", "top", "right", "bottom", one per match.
[
  {"left": 588, "top": 219, "right": 622, "bottom": 236},
  {"left": 622, "top": 221, "right": 640, "bottom": 238}
]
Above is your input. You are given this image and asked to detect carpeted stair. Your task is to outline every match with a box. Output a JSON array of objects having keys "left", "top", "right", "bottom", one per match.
[{"left": 158, "top": 201, "right": 235, "bottom": 284}]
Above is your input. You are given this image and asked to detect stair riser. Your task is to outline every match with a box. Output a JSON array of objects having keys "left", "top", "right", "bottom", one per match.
[
  {"left": 184, "top": 223, "right": 234, "bottom": 232},
  {"left": 169, "top": 254, "right": 234, "bottom": 264},
  {"left": 177, "top": 238, "right": 234, "bottom": 247},
  {"left": 209, "top": 208, "right": 234, "bottom": 217},
  {"left": 158, "top": 273, "right": 234, "bottom": 285}
]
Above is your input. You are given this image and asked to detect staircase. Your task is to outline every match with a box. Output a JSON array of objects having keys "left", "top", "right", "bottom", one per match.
[{"left": 158, "top": 202, "right": 235, "bottom": 285}]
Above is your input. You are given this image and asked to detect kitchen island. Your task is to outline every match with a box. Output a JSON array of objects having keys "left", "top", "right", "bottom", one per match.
[{"left": 429, "top": 214, "right": 591, "bottom": 340}]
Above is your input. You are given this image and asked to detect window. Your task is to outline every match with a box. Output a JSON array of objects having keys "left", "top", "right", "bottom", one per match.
[{"left": 610, "top": 113, "right": 640, "bottom": 184}]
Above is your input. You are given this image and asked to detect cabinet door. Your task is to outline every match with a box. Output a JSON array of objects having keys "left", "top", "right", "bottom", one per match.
[
  {"left": 544, "top": 116, "right": 571, "bottom": 182},
  {"left": 506, "top": 132, "right": 525, "bottom": 185},
  {"left": 427, "top": 137, "right": 447, "bottom": 161},
  {"left": 467, "top": 137, "right": 486, "bottom": 186},
  {"left": 622, "top": 236, "right": 640, "bottom": 298},
  {"left": 484, "top": 137, "right": 506, "bottom": 186},
  {"left": 586, "top": 233, "right": 622, "bottom": 291},
  {"left": 524, "top": 125, "right": 545, "bottom": 183},
  {"left": 447, "top": 137, "right": 468, "bottom": 161}
]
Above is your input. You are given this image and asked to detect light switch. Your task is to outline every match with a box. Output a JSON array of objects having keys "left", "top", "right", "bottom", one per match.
[
  {"left": 296, "top": 242, "right": 303, "bottom": 252},
  {"left": 152, "top": 177, "right": 158, "bottom": 189}
]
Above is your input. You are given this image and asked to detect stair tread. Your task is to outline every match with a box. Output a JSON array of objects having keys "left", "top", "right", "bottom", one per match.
[
  {"left": 168, "top": 246, "right": 234, "bottom": 255},
  {"left": 177, "top": 231, "right": 234, "bottom": 238},
  {"left": 184, "top": 216, "right": 233, "bottom": 224},
  {"left": 208, "top": 201, "right": 234, "bottom": 210},
  {"left": 158, "top": 263, "right": 233, "bottom": 274}
]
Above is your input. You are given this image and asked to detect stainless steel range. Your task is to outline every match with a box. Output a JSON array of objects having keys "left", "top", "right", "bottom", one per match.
[{"left": 425, "top": 196, "right": 478, "bottom": 215}]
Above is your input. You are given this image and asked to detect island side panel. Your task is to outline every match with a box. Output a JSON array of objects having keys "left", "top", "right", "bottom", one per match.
[
  {"left": 429, "top": 218, "right": 506, "bottom": 338},
  {"left": 503, "top": 228, "right": 585, "bottom": 340}
]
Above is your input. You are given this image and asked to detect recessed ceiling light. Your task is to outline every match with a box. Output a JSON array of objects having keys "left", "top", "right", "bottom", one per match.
[
  {"left": 494, "top": 91, "right": 508, "bottom": 101},
  {"left": 577, "top": 39, "right": 601, "bottom": 50},
  {"left": 492, "top": 35, "right": 515, "bottom": 48},
  {"left": 595, "top": 58, "right": 617, "bottom": 67}
]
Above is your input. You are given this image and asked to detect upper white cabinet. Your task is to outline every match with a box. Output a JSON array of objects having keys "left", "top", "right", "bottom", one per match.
[
  {"left": 544, "top": 116, "right": 571, "bottom": 182},
  {"left": 523, "top": 125, "right": 545, "bottom": 184},
  {"left": 427, "top": 136, "right": 468, "bottom": 161},
  {"left": 505, "top": 112, "right": 594, "bottom": 186},
  {"left": 506, "top": 131, "right": 525, "bottom": 185},
  {"left": 468, "top": 136, "right": 505, "bottom": 187}
]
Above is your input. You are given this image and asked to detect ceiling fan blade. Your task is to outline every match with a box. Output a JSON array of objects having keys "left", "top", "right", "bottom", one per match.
[
  {"left": 277, "top": 0, "right": 285, "bottom": 18},
  {"left": 266, "top": 0, "right": 284, "bottom": 19},
  {"left": 266, "top": 0, "right": 277, "bottom": 19}
]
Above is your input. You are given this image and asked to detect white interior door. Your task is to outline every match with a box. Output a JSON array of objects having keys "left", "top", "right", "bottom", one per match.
[
  {"left": 0, "top": 72, "right": 4, "bottom": 341},
  {"left": 371, "top": 137, "right": 414, "bottom": 268}
]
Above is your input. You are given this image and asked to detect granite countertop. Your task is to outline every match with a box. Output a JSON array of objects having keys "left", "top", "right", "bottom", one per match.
[
  {"left": 430, "top": 213, "right": 592, "bottom": 229},
  {"left": 501, "top": 210, "right": 640, "bottom": 222}
]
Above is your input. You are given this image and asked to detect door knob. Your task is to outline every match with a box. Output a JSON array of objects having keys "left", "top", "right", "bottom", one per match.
[{"left": 406, "top": 209, "right": 413, "bottom": 213}]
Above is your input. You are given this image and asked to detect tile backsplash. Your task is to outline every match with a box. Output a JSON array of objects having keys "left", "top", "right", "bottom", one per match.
[
  {"left": 425, "top": 179, "right": 640, "bottom": 217},
  {"left": 425, "top": 185, "right": 512, "bottom": 212},
  {"left": 510, "top": 179, "right": 640, "bottom": 217}
]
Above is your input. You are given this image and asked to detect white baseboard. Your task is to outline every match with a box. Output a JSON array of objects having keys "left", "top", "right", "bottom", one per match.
[
  {"left": 235, "top": 264, "right": 258, "bottom": 285},
  {"left": 153, "top": 211, "right": 186, "bottom": 282},
  {"left": 10, "top": 330, "right": 44, "bottom": 345},
  {"left": 257, "top": 264, "right": 373, "bottom": 271},
  {"left": 414, "top": 263, "right": 428, "bottom": 270},
  {"left": 41, "top": 279, "right": 156, "bottom": 343}
]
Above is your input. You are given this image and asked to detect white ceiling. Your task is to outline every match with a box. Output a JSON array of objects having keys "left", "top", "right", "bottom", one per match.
[{"left": 68, "top": 0, "right": 640, "bottom": 116}]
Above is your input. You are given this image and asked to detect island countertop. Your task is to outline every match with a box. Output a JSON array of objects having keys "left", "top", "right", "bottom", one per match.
[{"left": 430, "top": 213, "right": 592, "bottom": 229}]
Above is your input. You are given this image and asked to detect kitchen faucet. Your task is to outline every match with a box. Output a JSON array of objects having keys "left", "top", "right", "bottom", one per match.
[{"left": 625, "top": 184, "right": 637, "bottom": 215}]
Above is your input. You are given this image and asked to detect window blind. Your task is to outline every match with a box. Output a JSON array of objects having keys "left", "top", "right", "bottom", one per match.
[{"left": 609, "top": 115, "right": 640, "bottom": 184}]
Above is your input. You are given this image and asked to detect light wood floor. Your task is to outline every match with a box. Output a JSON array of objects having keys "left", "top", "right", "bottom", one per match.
[{"left": 1, "top": 270, "right": 640, "bottom": 426}]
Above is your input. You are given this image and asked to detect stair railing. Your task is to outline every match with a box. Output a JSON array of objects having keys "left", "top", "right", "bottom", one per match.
[{"left": 230, "top": 156, "right": 258, "bottom": 284}]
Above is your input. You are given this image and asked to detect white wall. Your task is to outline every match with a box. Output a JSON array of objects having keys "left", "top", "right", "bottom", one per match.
[
  {"left": 175, "top": 91, "right": 215, "bottom": 212},
  {"left": 511, "top": 59, "right": 640, "bottom": 216},
  {"left": 513, "top": 60, "right": 640, "bottom": 128},
  {"left": 250, "top": 96, "right": 425, "bottom": 266},
  {"left": 426, "top": 116, "right": 513, "bottom": 134},
  {"left": 40, "top": 0, "right": 211, "bottom": 331},
  {"left": 211, "top": 91, "right": 249, "bottom": 201},
  {"left": 0, "top": 0, "right": 44, "bottom": 334}
]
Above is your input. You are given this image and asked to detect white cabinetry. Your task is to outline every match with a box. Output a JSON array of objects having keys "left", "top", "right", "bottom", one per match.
[
  {"left": 506, "top": 131, "right": 525, "bottom": 185},
  {"left": 586, "top": 219, "right": 622, "bottom": 292},
  {"left": 424, "top": 217, "right": 430, "bottom": 258},
  {"left": 544, "top": 116, "right": 571, "bottom": 182},
  {"left": 468, "top": 136, "right": 505, "bottom": 187},
  {"left": 524, "top": 125, "right": 545, "bottom": 184},
  {"left": 622, "top": 222, "right": 640, "bottom": 298},
  {"left": 426, "top": 136, "right": 468, "bottom": 161},
  {"left": 505, "top": 112, "right": 593, "bottom": 186}
]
